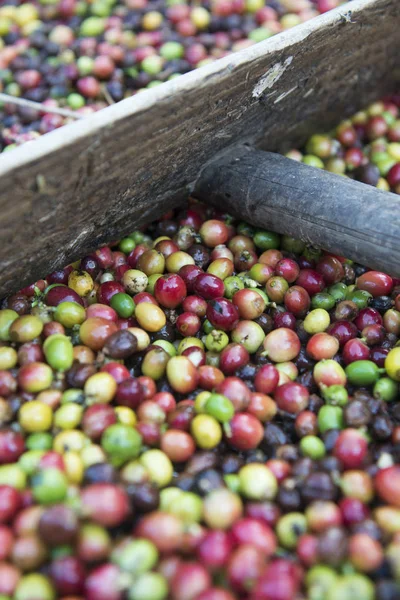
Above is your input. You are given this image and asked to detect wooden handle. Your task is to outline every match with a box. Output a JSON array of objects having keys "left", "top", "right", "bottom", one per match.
[{"left": 194, "top": 146, "right": 400, "bottom": 276}]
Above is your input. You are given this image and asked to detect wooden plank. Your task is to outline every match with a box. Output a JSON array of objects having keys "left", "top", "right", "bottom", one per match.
[
  {"left": 0, "top": 0, "right": 399, "bottom": 296},
  {"left": 194, "top": 147, "right": 400, "bottom": 276}
]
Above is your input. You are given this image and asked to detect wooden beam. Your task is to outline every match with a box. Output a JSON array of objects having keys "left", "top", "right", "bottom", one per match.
[
  {"left": 194, "top": 147, "right": 400, "bottom": 276},
  {"left": 0, "top": 0, "right": 399, "bottom": 296}
]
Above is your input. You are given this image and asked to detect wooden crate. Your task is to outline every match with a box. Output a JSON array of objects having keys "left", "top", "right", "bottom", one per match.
[{"left": 0, "top": 0, "right": 399, "bottom": 296}]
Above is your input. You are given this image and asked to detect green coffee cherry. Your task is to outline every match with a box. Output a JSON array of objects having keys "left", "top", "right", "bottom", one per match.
[
  {"left": 346, "top": 289, "right": 372, "bottom": 309},
  {"left": 26, "top": 432, "right": 53, "bottom": 451},
  {"left": 128, "top": 572, "right": 168, "bottom": 600},
  {"left": 110, "top": 292, "right": 135, "bottom": 318},
  {"left": 300, "top": 435, "right": 326, "bottom": 459},
  {"left": 326, "top": 574, "right": 375, "bottom": 600},
  {"left": 113, "top": 538, "right": 158, "bottom": 573},
  {"left": 328, "top": 282, "right": 347, "bottom": 302},
  {"left": 54, "top": 302, "right": 86, "bottom": 327},
  {"left": 322, "top": 385, "right": 349, "bottom": 406},
  {"left": 43, "top": 335, "right": 74, "bottom": 371},
  {"left": 281, "top": 235, "right": 305, "bottom": 254},
  {"left": 205, "top": 330, "right": 229, "bottom": 352},
  {"left": 102, "top": 424, "right": 142, "bottom": 465},
  {"left": 318, "top": 405, "right": 344, "bottom": 433},
  {"left": 231, "top": 321, "right": 265, "bottom": 353},
  {"left": 276, "top": 512, "right": 307, "bottom": 548},
  {"left": 32, "top": 468, "right": 68, "bottom": 504},
  {"left": 153, "top": 340, "right": 176, "bottom": 357},
  {"left": 19, "top": 450, "right": 45, "bottom": 475},
  {"left": 238, "top": 464, "right": 277, "bottom": 500},
  {"left": 159, "top": 41, "right": 184, "bottom": 60},
  {"left": 14, "top": 573, "right": 56, "bottom": 600},
  {"left": 249, "top": 26, "right": 272, "bottom": 42},
  {"left": 80, "top": 16, "right": 105, "bottom": 36},
  {"left": 67, "top": 93, "right": 85, "bottom": 109},
  {"left": 224, "top": 276, "right": 244, "bottom": 299},
  {"left": 345, "top": 360, "right": 383, "bottom": 386},
  {"left": 306, "top": 565, "right": 338, "bottom": 600},
  {"left": 302, "top": 155, "right": 324, "bottom": 168},
  {"left": 119, "top": 238, "right": 136, "bottom": 254},
  {"left": 253, "top": 230, "right": 280, "bottom": 250},
  {"left": 160, "top": 487, "right": 183, "bottom": 511},
  {"left": 373, "top": 376, "right": 398, "bottom": 401},
  {"left": 224, "top": 474, "right": 240, "bottom": 493},
  {"left": 311, "top": 293, "right": 336, "bottom": 311},
  {"left": 169, "top": 492, "right": 203, "bottom": 523},
  {"left": 237, "top": 222, "right": 255, "bottom": 237},
  {"left": 204, "top": 393, "right": 234, "bottom": 423}
]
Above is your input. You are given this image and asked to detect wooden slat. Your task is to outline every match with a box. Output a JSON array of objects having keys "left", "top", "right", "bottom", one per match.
[
  {"left": 0, "top": 0, "right": 399, "bottom": 296},
  {"left": 194, "top": 147, "right": 400, "bottom": 276}
]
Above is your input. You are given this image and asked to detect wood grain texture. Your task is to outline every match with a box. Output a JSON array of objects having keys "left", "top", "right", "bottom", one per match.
[
  {"left": 0, "top": 0, "right": 399, "bottom": 295},
  {"left": 194, "top": 146, "right": 400, "bottom": 276}
]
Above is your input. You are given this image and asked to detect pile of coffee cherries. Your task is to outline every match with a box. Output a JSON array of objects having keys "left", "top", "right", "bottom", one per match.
[
  {"left": 1, "top": 197, "right": 400, "bottom": 600},
  {"left": 0, "top": 0, "right": 346, "bottom": 151},
  {"left": 286, "top": 95, "right": 400, "bottom": 194}
]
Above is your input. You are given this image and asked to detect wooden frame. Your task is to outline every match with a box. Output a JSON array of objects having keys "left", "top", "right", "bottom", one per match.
[
  {"left": 194, "top": 148, "right": 400, "bottom": 276},
  {"left": 0, "top": 0, "right": 399, "bottom": 295}
]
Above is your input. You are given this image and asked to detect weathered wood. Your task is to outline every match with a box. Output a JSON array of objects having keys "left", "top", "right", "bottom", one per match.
[
  {"left": 194, "top": 146, "right": 400, "bottom": 275},
  {"left": 0, "top": 0, "right": 399, "bottom": 296}
]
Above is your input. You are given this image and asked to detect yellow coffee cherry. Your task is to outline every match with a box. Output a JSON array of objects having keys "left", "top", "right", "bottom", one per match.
[
  {"left": 19, "top": 401, "right": 53, "bottom": 433},
  {"left": 194, "top": 391, "right": 212, "bottom": 413},
  {"left": 0, "top": 346, "right": 17, "bottom": 369},
  {"left": 64, "top": 451, "right": 84, "bottom": 484},
  {"left": 140, "top": 449, "right": 173, "bottom": 487},
  {"left": 22, "top": 20, "right": 41, "bottom": 35},
  {"left": 122, "top": 269, "right": 148, "bottom": 294},
  {"left": 191, "top": 6, "right": 211, "bottom": 29},
  {"left": 388, "top": 142, "right": 400, "bottom": 161},
  {"left": 81, "top": 444, "right": 106, "bottom": 468},
  {"left": 15, "top": 3, "right": 39, "bottom": 26},
  {"left": 134, "top": 303, "right": 166, "bottom": 332},
  {"left": 385, "top": 347, "right": 400, "bottom": 381},
  {"left": 10, "top": 315, "right": 43, "bottom": 343},
  {"left": 377, "top": 177, "right": 390, "bottom": 191},
  {"left": 84, "top": 372, "right": 117, "bottom": 404},
  {"left": 142, "top": 10, "right": 163, "bottom": 30},
  {"left": 115, "top": 406, "right": 137, "bottom": 427},
  {"left": 54, "top": 404, "right": 83, "bottom": 430},
  {"left": 303, "top": 309, "right": 330, "bottom": 334},
  {"left": 68, "top": 270, "right": 94, "bottom": 297},
  {"left": 191, "top": 414, "right": 222, "bottom": 449},
  {"left": 53, "top": 430, "right": 88, "bottom": 454},
  {"left": 152, "top": 236, "right": 170, "bottom": 247},
  {"left": 375, "top": 506, "right": 400, "bottom": 534},
  {"left": 0, "top": 6, "right": 17, "bottom": 20},
  {"left": 0, "top": 22, "right": 9, "bottom": 38},
  {"left": 120, "top": 460, "right": 149, "bottom": 485},
  {"left": 127, "top": 328, "right": 150, "bottom": 351},
  {"left": 165, "top": 251, "right": 194, "bottom": 273},
  {"left": 0, "top": 464, "right": 27, "bottom": 490},
  {"left": 160, "top": 487, "right": 183, "bottom": 511},
  {"left": 0, "top": 15, "right": 12, "bottom": 39},
  {"left": 178, "top": 337, "right": 204, "bottom": 354}
]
